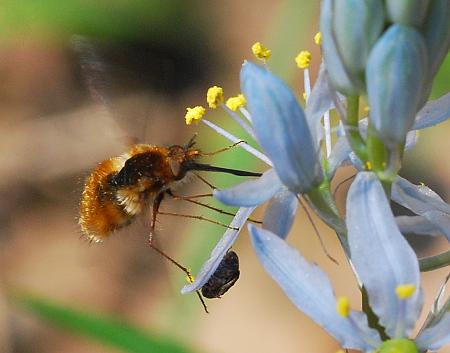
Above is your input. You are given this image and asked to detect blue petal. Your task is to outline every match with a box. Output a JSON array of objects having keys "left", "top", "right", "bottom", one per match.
[
  {"left": 240, "top": 61, "right": 323, "bottom": 193},
  {"left": 262, "top": 190, "right": 298, "bottom": 239},
  {"left": 396, "top": 215, "right": 448, "bottom": 237},
  {"left": 327, "top": 135, "right": 353, "bottom": 179},
  {"left": 304, "top": 63, "right": 334, "bottom": 144},
  {"left": 347, "top": 172, "right": 423, "bottom": 338},
  {"left": 392, "top": 178, "right": 450, "bottom": 241},
  {"left": 181, "top": 206, "right": 256, "bottom": 294},
  {"left": 249, "top": 225, "right": 381, "bottom": 351},
  {"left": 213, "top": 168, "right": 282, "bottom": 207},
  {"left": 392, "top": 177, "right": 450, "bottom": 214},
  {"left": 412, "top": 93, "right": 450, "bottom": 130},
  {"left": 416, "top": 313, "right": 450, "bottom": 351}
]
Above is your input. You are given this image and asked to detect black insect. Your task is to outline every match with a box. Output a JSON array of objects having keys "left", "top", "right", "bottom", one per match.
[{"left": 201, "top": 251, "right": 240, "bottom": 299}]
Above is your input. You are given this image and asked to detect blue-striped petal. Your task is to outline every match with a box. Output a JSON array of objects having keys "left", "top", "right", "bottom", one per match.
[
  {"left": 412, "top": 93, "right": 450, "bottom": 130},
  {"left": 416, "top": 313, "right": 450, "bottom": 351},
  {"left": 304, "top": 63, "right": 333, "bottom": 144},
  {"left": 327, "top": 136, "right": 353, "bottom": 179},
  {"left": 249, "top": 225, "right": 381, "bottom": 351},
  {"left": 240, "top": 61, "right": 323, "bottom": 193},
  {"left": 347, "top": 172, "right": 423, "bottom": 338},
  {"left": 262, "top": 190, "right": 298, "bottom": 239},
  {"left": 396, "top": 215, "right": 447, "bottom": 237},
  {"left": 181, "top": 206, "right": 255, "bottom": 294},
  {"left": 392, "top": 177, "right": 450, "bottom": 215},
  {"left": 213, "top": 168, "right": 282, "bottom": 207}
]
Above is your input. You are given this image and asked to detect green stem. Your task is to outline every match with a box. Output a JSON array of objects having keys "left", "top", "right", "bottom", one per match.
[
  {"left": 344, "top": 95, "right": 368, "bottom": 164},
  {"left": 419, "top": 250, "right": 450, "bottom": 272},
  {"left": 306, "top": 183, "right": 349, "bottom": 255}
]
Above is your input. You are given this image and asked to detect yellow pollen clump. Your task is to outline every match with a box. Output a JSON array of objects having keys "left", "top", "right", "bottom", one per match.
[
  {"left": 252, "top": 42, "right": 271, "bottom": 61},
  {"left": 303, "top": 92, "right": 308, "bottom": 100},
  {"left": 314, "top": 32, "right": 322, "bottom": 45},
  {"left": 396, "top": 284, "right": 416, "bottom": 299},
  {"left": 295, "top": 50, "right": 312, "bottom": 69},
  {"left": 419, "top": 182, "right": 426, "bottom": 187},
  {"left": 366, "top": 161, "right": 373, "bottom": 170},
  {"left": 226, "top": 94, "right": 246, "bottom": 111},
  {"left": 336, "top": 296, "right": 350, "bottom": 317},
  {"left": 364, "top": 106, "right": 370, "bottom": 113},
  {"left": 335, "top": 350, "right": 345, "bottom": 353},
  {"left": 185, "top": 106, "right": 205, "bottom": 125},
  {"left": 207, "top": 86, "right": 224, "bottom": 109}
]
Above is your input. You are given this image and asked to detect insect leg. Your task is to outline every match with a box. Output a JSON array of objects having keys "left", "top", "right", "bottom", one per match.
[
  {"left": 166, "top": 190, "right": 262, "bottom": 224},
  {"left": 148, "top": 191, "right": 209, "bottom": 313}
]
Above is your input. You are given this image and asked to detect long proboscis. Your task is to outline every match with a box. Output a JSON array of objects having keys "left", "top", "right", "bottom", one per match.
[{"left": 188, "top": 162, "right": 262, "bottom": 177}]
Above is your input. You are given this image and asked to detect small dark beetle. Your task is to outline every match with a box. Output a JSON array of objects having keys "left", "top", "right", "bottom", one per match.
[{"left": 201, "top": 251, "right": 240, "bottom": 299}]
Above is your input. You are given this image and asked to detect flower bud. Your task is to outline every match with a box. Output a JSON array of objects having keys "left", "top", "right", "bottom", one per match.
[
  {"left": 333, "top": 0, "right": 385, "bottom": 76},
  {"left": 421, "top": 0, "right": 450, "bottom": 78},
  {"left": 320, "top": 0, "right": 365, "bottom": 94},
  {"left": 386, "top": 0, "right": 430, "bottom": 27},
  {"left": 366, "top": 25, "right": 428, "bottom": 147}
]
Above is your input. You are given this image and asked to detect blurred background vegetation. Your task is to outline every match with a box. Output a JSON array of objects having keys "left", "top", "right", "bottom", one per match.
[{"left": 0, "top": 1, "right": 448, "bottom": 353}]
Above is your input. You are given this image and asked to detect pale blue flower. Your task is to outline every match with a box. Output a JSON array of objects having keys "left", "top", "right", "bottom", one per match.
[
  {"left": 249, "top": 172, "right": 450, "bottom": 352},
  {"left": 183, "top": 61, "right": 337, "bottom": 293}
]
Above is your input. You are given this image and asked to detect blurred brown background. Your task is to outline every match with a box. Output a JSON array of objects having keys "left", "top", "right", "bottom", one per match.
[{"left": 0, "top": 1, "right": 449, "bottom": 353}]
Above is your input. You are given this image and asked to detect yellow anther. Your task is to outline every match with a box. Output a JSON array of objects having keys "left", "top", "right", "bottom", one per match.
[
  {"left": 302, "top": 92, "right": 308, "bottom": 101},
  {"left": 207, "top": 86, "right": 224, "bottom": 109},
  {"left": 364, "top": 106, "right": 370, "bottom": 113},
  {"left": 226, "top": 94, "right": 246, "bottom": 111},
  {"left": 252, "top": 42, "right": 271, "bottom": 61},
  {"left": 185, "top": 106, "right": 205, "bottom": 125},
  {"left": 314, "top": 32, "right": 322, "bottom": 45},
  {"left": 396, "top": 284, "right": 416, "bottom": 299},
  {"left": 419, "top": 182, "right": 425, "bottom": 187},
  {"left": 366, "top": 161, "right": 373, "bottom": 170},
  {"left": 336, "top": 296, "right": 350, "bottom": 317},
  {"left": 295, "top": 50, "right": 312, "bottom": 69}
]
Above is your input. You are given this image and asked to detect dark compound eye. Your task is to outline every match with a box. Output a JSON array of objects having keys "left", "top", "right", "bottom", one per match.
[{"left": 201, "top": 251, "right": 240, "bottom": 299}]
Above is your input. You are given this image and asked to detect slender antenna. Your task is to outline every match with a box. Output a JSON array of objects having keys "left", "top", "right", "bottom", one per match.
[
  {"left": 296, "top": 195, "right": 339, "bottom": 265},
  {"left": 332, "top": 173, "right": 356, "bottom": 198},
  {"left": 188, "top": 162, "right": 262, "bottom": 177}
]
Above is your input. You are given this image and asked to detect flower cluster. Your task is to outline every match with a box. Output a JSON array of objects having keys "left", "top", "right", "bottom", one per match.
[{"left": 181, "top": 2, "right": 450, "bottom": 352}]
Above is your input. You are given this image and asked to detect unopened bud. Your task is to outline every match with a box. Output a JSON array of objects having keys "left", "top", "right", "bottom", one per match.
[
  {"left": 333, "top": 0, "right": 384, "bottom": 75},
  {"left": 386, "top": 0, "right": 430, "bottom": 27},
  {"left": 320, "top": 0, "right": 365, "bottom": 95},
  {"left": 366, "top": 25, "right": 428, "bottom": 147},
  {"left": 421, "top": 0, "right": 450, "bottom": 78}
]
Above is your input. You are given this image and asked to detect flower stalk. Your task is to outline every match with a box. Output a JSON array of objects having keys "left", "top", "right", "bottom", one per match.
[{"left": 344, "top": 95, "right": 368, "bottom": 164}]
